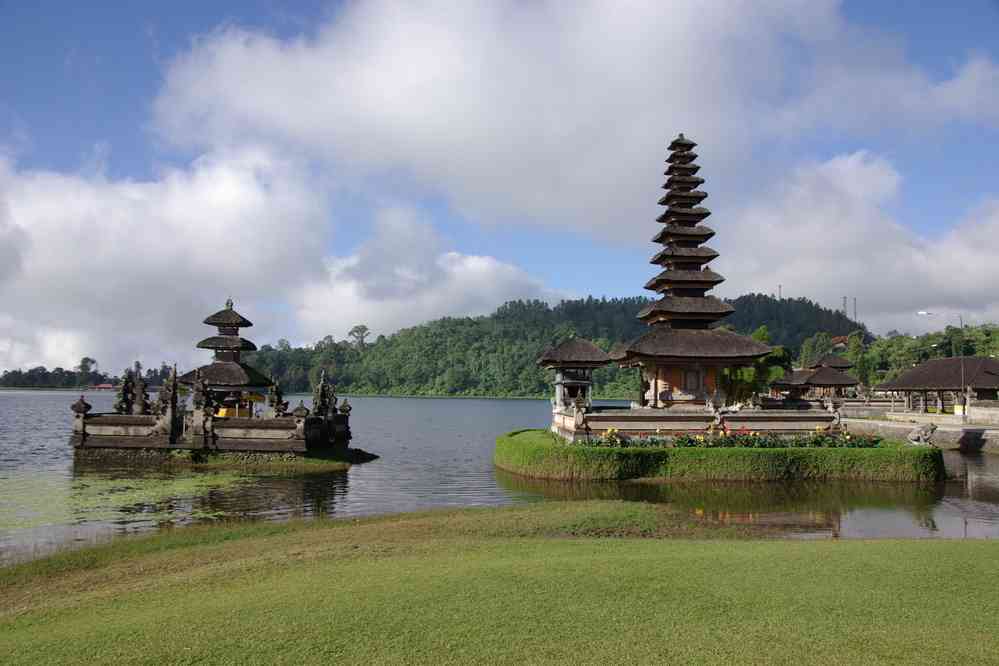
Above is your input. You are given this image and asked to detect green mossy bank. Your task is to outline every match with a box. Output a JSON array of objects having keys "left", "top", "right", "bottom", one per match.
[
  {"left": 4, "top": 502, "right": 999, "bottom": 664},
  {"left": 494, "top": 429, "right": 946, "bottom": 482}
]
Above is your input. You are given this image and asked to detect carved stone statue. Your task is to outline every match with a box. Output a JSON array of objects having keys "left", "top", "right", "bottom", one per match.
[
  {"left": 114, "top": 369, "right": 134, "bottom": 415},
  {"left": 338, "top": 398, "right": 352, "bottom": 416},
  {"left": 130, "top": 362, "right": 151, "bottom": 415},
  {"left": 71, "top": 395, "right": 92, "bottom": 416},
  {"left": 292, "top": 400, "right": 310, "bottom": 419},
  {"left": 907, "top": 423, "right": 937, "bottom": 447},
  {"left": 156, "top": 365, "right": 178, "bottom": 417},
  {"left": 268, "top": 382, "right": 289, "bottom": 417}
]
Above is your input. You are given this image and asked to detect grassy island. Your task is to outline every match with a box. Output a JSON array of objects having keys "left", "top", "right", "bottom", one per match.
[
  {"left": 494, "top": 429, "right": 946, "bottom": 482},
  {"left": 3, "top": 501, "right": 998, "bottom": 664}
]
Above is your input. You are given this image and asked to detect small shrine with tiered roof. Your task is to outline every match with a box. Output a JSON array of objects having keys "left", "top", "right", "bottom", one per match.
[{"left": 69, "top": 299, "right": 359, "bottom": 458}]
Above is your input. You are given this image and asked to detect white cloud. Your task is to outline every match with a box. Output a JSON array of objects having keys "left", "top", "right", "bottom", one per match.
[
  {"left": 295, "top": 206, "right": 559, "bottom": 340},
  {"left": 721, "top": 151, "right": 999, "bottom": 334},
  {"left": 153, "top": 0, "right": 999, "bottom": 238},
  {"left": 0, "top": 148, "right": 331, "bottom": 372}
]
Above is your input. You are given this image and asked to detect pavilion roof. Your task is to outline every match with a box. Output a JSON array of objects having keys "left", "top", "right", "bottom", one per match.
[
  {"left": 537, "top": 338, "right": 611, "bottom": 367},
  {"left": 773, "top": 366, "right": 859, "bottom": 388},
  {"left": 809, "top": 353, "right": 853, "bottom": 370},
  {"left": 179, "top": 362, "right": 273, "bottom": 389},
  {"left": 877, "top": 357, "right": 999, "bottom": 391}
]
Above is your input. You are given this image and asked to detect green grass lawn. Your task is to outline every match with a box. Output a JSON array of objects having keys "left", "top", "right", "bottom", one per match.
[{"left": 3, "top": 501, "right": 999, "bottom": 664}]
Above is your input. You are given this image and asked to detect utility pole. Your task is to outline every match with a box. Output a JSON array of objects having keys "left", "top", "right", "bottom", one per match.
[
  {"left": 842, "top": 296, "right": 847, "bottom": 315},
  {"left": 778, "top": 284, "right": 782, "bottom": 299},
  {"left": 853, "top": 297, "right": 857, "bottom": 322}
]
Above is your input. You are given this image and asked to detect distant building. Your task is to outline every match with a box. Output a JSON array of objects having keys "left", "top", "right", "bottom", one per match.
[{"left": 878, "top": 357, "right": 999, "bottom": 413}]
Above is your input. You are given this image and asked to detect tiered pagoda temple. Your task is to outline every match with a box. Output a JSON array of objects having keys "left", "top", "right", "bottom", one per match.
[
  {"left": 612, "top": 134, "right": 771, "bottom": 408},
  {"left": 545, "top": 133, "right": 839, "bottom": 441}
]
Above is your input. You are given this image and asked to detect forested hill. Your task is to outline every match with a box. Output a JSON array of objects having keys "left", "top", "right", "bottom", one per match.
[{"left": 243, "top": 293, "right": 867, "bottom": 398}]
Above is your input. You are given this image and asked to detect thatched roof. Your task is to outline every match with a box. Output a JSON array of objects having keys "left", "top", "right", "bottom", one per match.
[
  {"left": 659, "top": 190, "right": 708, "bottom": 207},
  {"left": 649, "top": 246, "right": 719, "bottom": 265},
  {"left": 668, "top": 133, "right": 697, "bottom": 151},
  {"left": 637, "top": 296, "right": 734, "bottom": 321},
  {"left": 773, "top": 366, "right": 859, "bottom": 388},
  {"left": 179, "top": 362, "right": 273, "bottom": 388},
  {"left": 644, "top": 269, "right": 725, "bottom": 292},
  {"left": 196, "top": 336, "right": 258, "bottom": 352},
  {"left": 809, "top": 353, "right": 853, "bottom": 370},
  {"left": 612, "top": 327, "right": 771, "bottom": 362},
  {"left": 877, "top": 357, "right": 999, "bottom": 391},
  {"left": 651, "top": 224, "right": 715, "bottom": 244},
  {"left": 665, "top": 175, "right": 704, "bottom": 190},
  {"left": 203, "top": 300, "right": 253, "bottom": 328},
  {"left": 667, "top": 150, "right": 698, "bottom": 164},
  {"left": 537, "top": 338, "right": 611, "bottom": 367},
  {"left": 655, "top": 206, "right": 711, "bottom": 224}
]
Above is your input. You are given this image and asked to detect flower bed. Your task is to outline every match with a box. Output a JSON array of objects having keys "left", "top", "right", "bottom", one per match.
[{"left": 592, "top": 428, "right": 883, "bottom": 449}]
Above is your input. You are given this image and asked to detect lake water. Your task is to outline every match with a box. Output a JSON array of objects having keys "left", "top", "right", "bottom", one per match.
[{"left": 3, "top": 390, "right": 999, "bottom": 564}]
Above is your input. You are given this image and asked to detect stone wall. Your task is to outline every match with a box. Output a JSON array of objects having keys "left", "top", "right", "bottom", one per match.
[
  {"left": 844, "top": 417, "right": 999, "bottom": 453},
  {"left": 967, "top": 405, "right": 999, "bottom": 426}
]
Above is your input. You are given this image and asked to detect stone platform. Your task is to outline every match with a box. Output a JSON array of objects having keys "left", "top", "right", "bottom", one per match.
[{"left": 553, "top": 404, "right": 839, "bottom": 442}]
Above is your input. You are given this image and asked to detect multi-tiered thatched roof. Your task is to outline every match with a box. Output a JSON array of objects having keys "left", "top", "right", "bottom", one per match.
[{"left": 614, "top": 134, "right": 771, "bottom": 364}]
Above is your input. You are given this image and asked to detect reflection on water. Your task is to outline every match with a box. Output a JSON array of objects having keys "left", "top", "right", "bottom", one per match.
[
  {"left": 4, "top": 390, "right": 999, "bottom": 563},
  {"left": 497, "top": 452, "right": 999, "bottom": 539}
]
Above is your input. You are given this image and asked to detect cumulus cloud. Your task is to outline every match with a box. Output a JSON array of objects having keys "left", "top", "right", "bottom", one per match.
[
  {"left": 721, "top": 152, "right": 999, "bottom": 333},
  {"left": 295, "top": 206, "right": 559, "bottom": 340},
  {"left": 153, "top": 0, "right": 999, "bottom": 237},
  {"left": 0, "top": 148, "right": 330, "bottom": 371}
]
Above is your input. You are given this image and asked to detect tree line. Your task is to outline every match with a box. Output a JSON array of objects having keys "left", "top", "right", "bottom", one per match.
[
  {"left": 0, "top": 359, "right": 173, "bottom": 389},
  {"left": 9, "top": 294, "right": 990, "bottom": 397}
]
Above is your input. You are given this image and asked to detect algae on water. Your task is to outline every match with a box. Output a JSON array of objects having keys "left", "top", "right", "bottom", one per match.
[{"left": 0, "top": 471, "right": 251, "bottom": 531}]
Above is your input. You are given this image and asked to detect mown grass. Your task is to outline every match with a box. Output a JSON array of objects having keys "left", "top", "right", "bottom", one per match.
[
  {"left": 495, "top": 429, "right": 946, "bottom": 482},
  {"left": 2, "top": 501, "right": 999, "bottom": 664}
]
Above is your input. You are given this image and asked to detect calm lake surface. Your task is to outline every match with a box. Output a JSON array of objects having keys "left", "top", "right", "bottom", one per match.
[{"left": 3, "top": 390, "right": 999, "bottom": 563}]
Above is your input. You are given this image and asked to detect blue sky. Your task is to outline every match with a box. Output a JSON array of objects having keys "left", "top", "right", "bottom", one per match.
[{"left": 2, "top": 1, "right": 999, "bottom": 370}]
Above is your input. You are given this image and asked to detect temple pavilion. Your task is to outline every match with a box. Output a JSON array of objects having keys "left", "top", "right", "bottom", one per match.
[
  {"left": 179, "top": 299, "right": 274, "bottom": 417},
  {"left": 611, "top": 134, "right": 771, "bottom": 408},
  {"left": 538, "top": 338, "right": 611, "bottom": 411}
]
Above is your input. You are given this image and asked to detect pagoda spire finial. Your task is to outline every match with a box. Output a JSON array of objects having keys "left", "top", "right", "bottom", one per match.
[{"left": 225, "top": 297, "right": 234, "bottom": 310}]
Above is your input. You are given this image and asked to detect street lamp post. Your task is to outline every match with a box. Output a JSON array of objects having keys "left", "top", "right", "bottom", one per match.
[{"left": 917, "top": 311, "right": 967, "bottom": 422}]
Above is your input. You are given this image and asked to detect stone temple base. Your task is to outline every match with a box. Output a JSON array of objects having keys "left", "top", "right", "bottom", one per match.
[{"left": 552, "top": 405, "right": 839, "bottom": 442}]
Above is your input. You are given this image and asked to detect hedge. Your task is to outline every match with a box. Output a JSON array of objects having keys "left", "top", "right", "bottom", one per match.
[{"left": 494, "top": 429, "right": 946, "bottom": 482}]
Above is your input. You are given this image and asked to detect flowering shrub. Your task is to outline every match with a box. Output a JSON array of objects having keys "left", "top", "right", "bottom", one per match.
[{"left": 588, "top": 430, "right": 883, "bottom": 449}]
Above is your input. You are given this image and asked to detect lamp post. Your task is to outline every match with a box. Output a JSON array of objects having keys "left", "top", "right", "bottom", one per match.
[{"left": 917, "top": 311, "right": 967, "bottom": 421}]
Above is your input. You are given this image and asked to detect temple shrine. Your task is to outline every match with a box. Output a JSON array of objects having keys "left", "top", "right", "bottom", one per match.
[
  {"left": 612, "top": 133, "right": 771, "bottom": 408},
  {"left": 178, "top": 299, "right": 273, "bottom": 418},
  {"left": 542, "top": 133, "right": 841, "bottom": 440},
  {"left": 70, "top": 300, "right": 355, "bottom": 456}
]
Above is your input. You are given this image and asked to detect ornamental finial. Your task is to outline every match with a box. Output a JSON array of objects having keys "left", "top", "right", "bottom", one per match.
[{"left": 226, "top": 297, "right": 234, "bottom": 309}]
